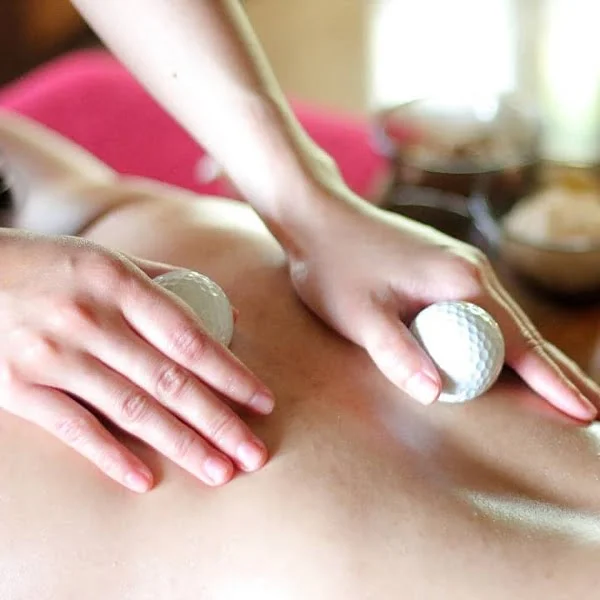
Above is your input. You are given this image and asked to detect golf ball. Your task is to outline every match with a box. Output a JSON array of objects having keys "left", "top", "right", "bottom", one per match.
[
  {"left": 410, "top": 301, "right": 505, "bottom": 403},
  {"left": 154, "top": 270, "right": 234, "bottom": 347}
]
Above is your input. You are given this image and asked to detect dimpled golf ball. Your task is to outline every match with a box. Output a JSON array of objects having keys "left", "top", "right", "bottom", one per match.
[
  {"left": 154, "top": 270, "right": 234, "bottom": 347},
  {"left": 409, "top": 301, "right": 505, "bottom": 403}
]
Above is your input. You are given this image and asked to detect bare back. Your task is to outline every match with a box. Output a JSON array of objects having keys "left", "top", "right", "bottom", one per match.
[{"left": 2, "top": 189, "right": 600, "bottom": 600}]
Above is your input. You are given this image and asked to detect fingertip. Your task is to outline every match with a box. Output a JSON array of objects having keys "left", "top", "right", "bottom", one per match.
[
  {"left": 410, "top": 331, "right": 443, "bottom": 388},
  {"left": 515, "top": 345, "right": 599, "bottom": 422},
  {"left": 237, "top": 439, "right": 268, "bottom": 472},
  {"left": 204, "top": 455, "right": 235, "bottom": 486},
  {"left": 124, "top": 468, "right": 154, "bottom": 494},
  {"left": 571, "top": 394, "right": 598, "bottom": 422},
  {"left": 250, "top": 390, "right": 275, "bottom": 415},
  {"left": 546, "top": 386, "right": 598, "bottom": 423},
  {"left": 363, "top": 309, "right": 442, "bottom": 405},
  {"left": 404, "top": 371, "right": 440, "bottom": 406}
]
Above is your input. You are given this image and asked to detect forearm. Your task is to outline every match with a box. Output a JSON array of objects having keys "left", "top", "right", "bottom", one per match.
[{"left": 70, "top": 0, "right": 352, "bottom": 244}]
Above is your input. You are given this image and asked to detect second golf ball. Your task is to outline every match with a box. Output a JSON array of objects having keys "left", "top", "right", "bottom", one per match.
[{"left": 409, "top": 301, "right": 505, "bottom": 403}]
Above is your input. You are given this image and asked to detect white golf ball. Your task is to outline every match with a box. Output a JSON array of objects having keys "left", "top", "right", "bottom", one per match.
[
  {"left": 410, "top": 301, "right": 505, "bottom": 403},
  {"left": 154, "top": 270, "right": 234, "bottom": 347}
]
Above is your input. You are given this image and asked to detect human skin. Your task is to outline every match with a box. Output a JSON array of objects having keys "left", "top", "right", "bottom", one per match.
[
  {"left": 2, "top": 156, "right": 600, "bottom": 600},
  {"left": 1, "top": 116, "right": 600, "bottom": 598},
  {"left": 70, "top": 0, "right": 600, "bottom": 419},
  {"left": 0, "top": 113, "right": 275, "bottom": 492}
]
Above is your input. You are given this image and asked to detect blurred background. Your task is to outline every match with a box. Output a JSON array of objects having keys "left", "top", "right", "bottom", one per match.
[
  {"left": 1, "top": 0, "right": 599, "bottom": 300},
  {"left": 1, "top": 0, "right": 597, "bottom": 162}
]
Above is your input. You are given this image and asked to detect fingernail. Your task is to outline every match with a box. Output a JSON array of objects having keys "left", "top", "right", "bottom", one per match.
[
  {"left": 204, "top": 456, "right": 233, "bottom": 485},
  {"left": 237, "top": 440, "right": 267, "bottom": 472},
  {"left": 576, "top": 393, "right": 597, "bottom": 421},
  {"left": 405, "top": 371, "right": 440, "bottom": 405},
  {"left": 125, "top": 469, "right": 152, "bottom": 493},
  {"left": 251, "top": 391, "right": 275, "bottom": 414},
  {"left": 232, "top": 306, "right": 240, "bottom": 323}
]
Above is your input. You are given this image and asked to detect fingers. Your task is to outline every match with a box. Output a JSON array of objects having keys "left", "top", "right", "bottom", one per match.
[
  {"left": 544, "top": 343, "right": 600, "bottom": 408},
  {"left": 5, "top": 384, "right": 154, "bottom": 493},
  {"left": 361, "top": 305, "right": 441, "bottom": 404},
  {"left": 50, "top": 351, "right": 268, "bottom": 486},
  {"left": 84, "top": 319, "right": 268, "bottom": 472},
  {"left": 506, "top": 334, "right": 596, "bottom": 421},
  {"left": 0, "top": 240, "right": 271, "bottom": 491},
  {"left": 482, "top": 273, "right": 598, "bottom": 420},
  {"left": 120, "top": 278, "right": 275, "bottom": 415}
]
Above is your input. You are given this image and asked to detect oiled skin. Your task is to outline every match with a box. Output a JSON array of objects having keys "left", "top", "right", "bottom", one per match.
[{"left": 2, "top": 183, "right": 600, "bottom": 599}]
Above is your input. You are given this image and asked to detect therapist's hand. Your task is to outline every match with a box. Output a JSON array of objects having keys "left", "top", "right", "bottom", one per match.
[
  {"left": 0, "top": 230, "right": 273, "bottom": 492},
  {"left": 288, "top": 190, "right": 599, "bottom": 422}
]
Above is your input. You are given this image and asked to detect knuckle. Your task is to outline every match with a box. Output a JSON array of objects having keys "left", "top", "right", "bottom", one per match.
[
  {"left": 0, "top": 359, "right": 19, "bottom": 391},
  {"left": 218, "top": 369, "right": 256, "bottom": 404},
  {"left": 95, "top": 448, "right": 124, "bottom": 479},
  {"left": 119, "top": 391, "right": 151, "bottom": 426},
  {"left": 457, "top": 243, "right": 488, "bottom": 265},
  {"left": 204, "top": 411, "right": 238, "bottom": 445},
  {"left": 74, "top": 248, "right": 110, "bottom": 272},
  {"left": 445, "top": 250, "right": 489, "bottom": 290},
  {"left": 371, "top": 338, "right": 405, "bottom": 374},
  {"left": 170, "top": 327, "right": 209, "bottom": 363},
  {"left": 524, "top": 333, "right": 545, "bottom": 354},
  {"left": 80, "top": 252, "right": 131, "bottom": 292},
  {"left": 512, "top": 333, "right": 546, "bottom": 364},
  {"left": 170, "top": 430, "right": 196, "bottom": 462},
  {"left": 220, "top": 372, "right": 241, "bottom": 399},
  {"left": 49, "top": 297, "right": 100, "bottom": 332},
  {"left": 366, "top": 323, "right": 403, "bottom": 359},
  {"left": 22, "top": 333, "right": 61, "bottom": 365},
  {"left": 155, "top": 364, "right": 191, "bottom": 404},
  {"left": 54, "top": 416, "right": 91, "bottom": 446}
]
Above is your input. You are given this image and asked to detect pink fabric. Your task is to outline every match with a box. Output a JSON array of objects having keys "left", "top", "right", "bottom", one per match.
[{"left": 0, "top": 49, "right": 386, "bottom": 198}]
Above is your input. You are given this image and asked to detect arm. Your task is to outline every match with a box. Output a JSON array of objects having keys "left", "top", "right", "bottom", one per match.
[
  {"left": 70, "top": 0, "right": 341, "bottom": 242},
  {"left": 0, "top": 111, "right": 275, "bottom": 491},
  {"left": 71, "top": 0, "right": 600, "bottom": 419}
]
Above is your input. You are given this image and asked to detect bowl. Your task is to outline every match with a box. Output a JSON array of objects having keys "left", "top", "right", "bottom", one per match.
[
  {"left": 383, "top": 189, "right": 491, "bottom": 251},
  {"left": 373, "top": 95, "right": 541, "bottom": 217},
  {"left": 499, "top": 235, "right": 600, "bottom": 298},
  {"left": 495, "top": 168, "right": 600, "bottom": 299}
]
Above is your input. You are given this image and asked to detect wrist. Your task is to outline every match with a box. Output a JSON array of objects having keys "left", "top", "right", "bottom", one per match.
[
  {"left": 208, "top": 96, "right": 371, "bottom": 255},
  {"left": 218, "top": 97, "right": 353, "bottom": 230},
  {"left": 272, "top": 180, "right": 371, "bottom": 262}
]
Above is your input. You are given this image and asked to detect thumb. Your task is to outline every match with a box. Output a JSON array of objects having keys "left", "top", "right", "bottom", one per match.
[{"left": 361, "top": 306, "right": 441, "bottom": 405}]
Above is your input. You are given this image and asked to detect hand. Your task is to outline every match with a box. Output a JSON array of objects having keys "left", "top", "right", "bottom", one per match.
[
  {"left": 0, "top": 230, "right": 274, "bottom": 492},
  {"left": 287, "top": 192, "right": 599, "bottom": 421}
]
